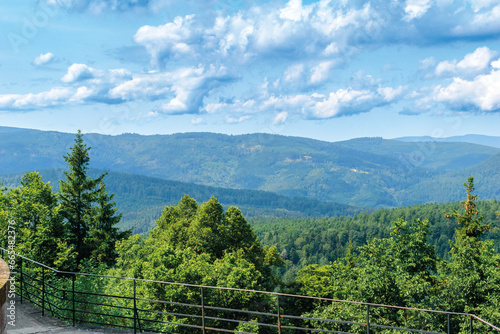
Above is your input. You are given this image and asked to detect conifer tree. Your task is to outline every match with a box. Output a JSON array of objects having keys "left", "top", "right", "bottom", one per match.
[
  {"left": 440, "top": 176, "right": 500, "bottom": 318},
  {"left": 88, "top": 181, "right": 131, "bottom": 266},
  {"left": 59, "top": 130, "right": 126, "bottom": 268}
]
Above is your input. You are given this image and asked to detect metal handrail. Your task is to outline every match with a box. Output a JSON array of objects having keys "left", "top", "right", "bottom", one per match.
[{"left": 2, "top": 247, "right": 500, "bottom": 334}]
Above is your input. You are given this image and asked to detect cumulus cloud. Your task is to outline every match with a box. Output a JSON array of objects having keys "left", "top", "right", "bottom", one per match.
[
  {"left": 12, "top": 0, "right": 500, "bottom": 124},
  {"left": 61, "top": 63, "right": 96, "bottom": 83},
  {"left": 32, "top": 52, "right": 57, "bottom": 66},
  {"left": 451, "top": 4, "right": 500, "bottom": 37},
  {"left": 309, "top": 61, "right": 335, "bottom": 84},
  {"left": 414, "top": 46, "right": 500, "bottom": 113},
  {"left": 215, "top": 82, "right": 403, "bottom": 120},
  {"left": 303, "top": 86, "right": 402, "bottom": 119},
  {"left": 434, "top": 46, "right": 497, "bottom": 78},
  {"left": 0, "top": 88, "right": 72, "bottom": 110},
  {"left": 1, "top": 60, "right": 233, "bottom": 113},
  {"left": 132, "top": 1, "right": 385, "bottom": 70},
  {"left": 433, "top": 69, "right": 500, "bottom": 112},
  {"left": 130, "top": 0, "right": 500, "bottom": 74}
]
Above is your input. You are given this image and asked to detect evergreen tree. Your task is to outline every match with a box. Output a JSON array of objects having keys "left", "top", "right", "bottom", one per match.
[
  {"left": 439, "top": 176, "right": 500, "bottom": 319},
  {"left": 59, "top": 130, "right": 126, "bottom": 268},
  {"left": 87, "top": 181, "right": 131, "bottom": 266}
]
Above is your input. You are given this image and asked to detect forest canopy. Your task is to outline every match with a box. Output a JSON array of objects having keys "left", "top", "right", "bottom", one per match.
[{"left": 1, "top": 133, "right": 500, "bottom": 332}]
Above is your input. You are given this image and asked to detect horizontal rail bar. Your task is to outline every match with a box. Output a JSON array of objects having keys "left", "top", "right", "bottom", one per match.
[
  {"left": 283, "top": 314, "right": 365, "bottom": 327},
  {"left": 204, "top": 315, "right": 279, "bottom": 329},
  {"left": 204, "top": 326, "right": 255, "bottom": 334},
  {"left": 281, "top": 324, "right": 352, "bottom": 334},
  {"left": 204, "top": 305, "right": 277, "bottom": 317},
  {"left": 369, "top": 322, "right": 444, "bottom": 334},
  {"left": 138, "top": 307, "right": 203, "bottom": 320},
  {"left": 137, "top": 296, "right": 202, "bottom": 309},
  {"left": 139, "top": 316, "right": 205, "bottom": 330}
]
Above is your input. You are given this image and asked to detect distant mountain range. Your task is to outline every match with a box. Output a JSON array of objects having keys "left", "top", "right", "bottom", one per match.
[
  {"left": 1, "top": 126, "right": 499, "bottom": 232},
  {"left": 395, "top": 134, "right": 500, "bottom": 149}
]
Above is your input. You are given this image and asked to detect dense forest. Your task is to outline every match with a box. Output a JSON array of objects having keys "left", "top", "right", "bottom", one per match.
[
  {"left": 251, "top": 199, "right": 500, "bottom": 282},
  {"left": 1, "top": 132, "right": 500, "bottom": 332}
]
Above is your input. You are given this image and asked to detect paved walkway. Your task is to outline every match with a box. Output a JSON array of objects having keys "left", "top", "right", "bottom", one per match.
[{"left": 7, "top": 297, "right": 134, "bottom": 334}]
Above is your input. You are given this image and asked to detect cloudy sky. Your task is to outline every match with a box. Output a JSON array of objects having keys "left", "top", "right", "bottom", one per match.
[{"left": 0, "top": 0, "right": 499, "bottom": 142}]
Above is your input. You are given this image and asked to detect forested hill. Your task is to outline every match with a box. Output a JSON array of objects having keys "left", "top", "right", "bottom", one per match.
[
  {"left": 251, "top": 199, "right": 500, "bottom": 282},
  {"left": 1, "top": 126, "right": 499, "bottom": 208},
  {"left": 0, "top": 168, "right": 364, "bottom": 234}
]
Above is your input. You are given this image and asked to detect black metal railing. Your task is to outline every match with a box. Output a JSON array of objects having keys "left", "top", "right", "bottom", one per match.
[{"left": 2, "top": 247, "right": 500, "bottom": 334}]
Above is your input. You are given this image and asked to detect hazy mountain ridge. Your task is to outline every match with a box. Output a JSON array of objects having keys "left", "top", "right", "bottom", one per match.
[
  {"left": 395, "top": 134, "right": 500, "bottom": 149},
  {"left": 0, "top": 168, "right": 365, "bottom": 233},
  {"left": 1, "top": 126, "right": 499, "bottom": 210}
]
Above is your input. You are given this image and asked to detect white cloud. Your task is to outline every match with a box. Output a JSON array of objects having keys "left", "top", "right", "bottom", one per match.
[
  {"left": 433, "top": 69, "right": 500, "bottom": 112},
  {"left": 404, "top": 0, "right": 431, "bottom": 21},
  {"left": 61, "top": 63, "right": 96, "bottom": 83},
  {"left": 132, "top": 1, "right": 383, "bottom": 71},
  {"left": 304, "top": 87, "right": 395, "bottom": 119},
  {"left": 378, "top": 86, "right": 404, "bottom": 101},
  {"left": 452, "top": 5, "right": 500, "bottom": 37},
  {"left": 434, "top": 46, "right": 496, "bottom": 78},
  {"left": 280, "top": 0, "right": 311, "bottom": 22},
  {"left": 226, "top": 115, "right": 251, "bottom": 124},
  {"left": 457, "top": 46, "right": 496, "bottom": 72},
  {"left": 283, "top": 64, "right": 305, "bottom": 82},
  {"left": 152, "top": 66, "right": 233, "bottom": 114},
  {"left": 2, "top": 61, "right": 231, "bottom": 114},
  {"left": 309, "top": 61, "right": 335, "bottom": 84},
  {"left": 0, "top": 88, "right": 72, "bottom": 110},
  {"left": 32, "top": 52, "right": 57, "bottom": 66},
  {"left": 134, "top": 15, "right": 198, "bottom": 67},
  {"left": 273, "top": 111, "right": 288, "bottom": 125},
  {"left": 108, "top": 72, "right": 172, "bottom": 100},
  {"left": 468, "top": 0, "right": 499, "bottom": 12}
]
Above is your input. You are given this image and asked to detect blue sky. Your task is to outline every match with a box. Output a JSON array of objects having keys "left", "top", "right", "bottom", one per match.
[{"left": 0, "top": 0, "right": 499, "bottom": 142}]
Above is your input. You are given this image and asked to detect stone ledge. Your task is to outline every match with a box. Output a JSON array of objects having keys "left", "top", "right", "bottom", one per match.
[{"left": 0, "top": 258, "right": 10, "bottom": 334}]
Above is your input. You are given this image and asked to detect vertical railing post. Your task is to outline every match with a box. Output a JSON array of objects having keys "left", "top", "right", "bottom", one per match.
[
  {"left": 72, "top": 274, "right": 76, "bottom": 326},
  {"left": 470, "top": 315, "right": 473, "bottom": 334},
  {"left": 277, "top": 294, "right": 282, "bottom": 334},
  {"left": 447, "top": 313, "right": 450, "bottom": 334},
  {"left": 133, "top": 279, "right": 137, "bottom": 334},
  {"left": 366, "top": 304, "right": 370, "bottom": 334},
  {"left": 41, "top": 267, "right": 45, "bottom": 316},
  {"left": 201, "top": 287, "right": 206, "bottom": 334},
  {"left": 20, "top": 257, "right": 23, "bottom": 304}
]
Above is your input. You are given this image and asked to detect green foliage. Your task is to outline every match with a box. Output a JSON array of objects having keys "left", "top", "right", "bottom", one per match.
[
  {"left": 438, "top": 177, "right": 500, "bottom": 320},
  {"left": 107, "top": 195, "right": 283, "bottom": 333},
  {"left": 0, "top": 131, "right": 128, "bottom": 271},
  {"left": 293, "top": 177, "right": 500, "bottom": 332},
  {"left": 0, "top": 172, "right": 75, "bottom": 269},
  {"left": 58, "top": 131, "right": 129, "bottom": 268},
  {"left": 252, "top": 199, "right": 500, "bottom": 281}
]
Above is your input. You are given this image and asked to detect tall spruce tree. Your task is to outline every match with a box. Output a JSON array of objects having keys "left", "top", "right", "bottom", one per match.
[
  {"left": 88, "top": 181, "right": 131, "bottom": 266},
  {"left": 59, "top": 130, "right": 127, "bottom": 268},
  {"left": 440, "top": 176, "right": 500, "bottom": 319}
]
